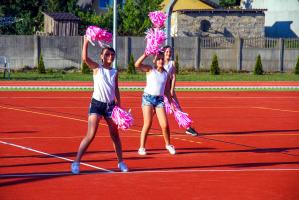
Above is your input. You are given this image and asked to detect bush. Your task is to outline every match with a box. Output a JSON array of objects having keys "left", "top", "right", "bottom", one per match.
[
  {"left": 254, "top": 54, "right": 264, "bottom": 75},
  {"left": 295, "top": 56, "right": 299, "bottom": 75},
  {"left": 175, "top": 53, "right": 179, "bottom": 74},
  {"left": 38, "top": 53, "right": 46, "bottom": 74},
  {"left": 81, "top": 62, "right": 91, "bottom": 74},
  {"left": 127, "top": 54, "right": 136, "bottom": 74},
  {"left": 210, "top": 54, "right": 220, "bottom": 75}
]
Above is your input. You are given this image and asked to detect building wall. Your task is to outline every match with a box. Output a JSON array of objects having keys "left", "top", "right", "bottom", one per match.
[
  {"left": 243, "top": 0, "right": 299, "bottom": 37},
  {"left": 173, "top": 11, "right": 265, "bottom": 38}
]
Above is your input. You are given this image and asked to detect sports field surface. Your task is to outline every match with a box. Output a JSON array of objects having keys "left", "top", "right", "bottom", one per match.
[{"left": 1, "top": 81, "right": 299, "bottom": 199}]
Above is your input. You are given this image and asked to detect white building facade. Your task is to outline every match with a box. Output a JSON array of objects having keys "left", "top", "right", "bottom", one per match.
[{"left": 241, "top": 0, "right": 299, "bottom": 38}]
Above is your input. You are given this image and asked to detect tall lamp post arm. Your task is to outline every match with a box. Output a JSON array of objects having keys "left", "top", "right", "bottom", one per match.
[{"left": 165, "top": 0, "right": 177, "bottom": 46}]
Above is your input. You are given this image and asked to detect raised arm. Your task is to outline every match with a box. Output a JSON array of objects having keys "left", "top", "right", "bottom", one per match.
[
  {"left": 82, "top": 36, "right": 98, "bottom": 70},
  {"left": 134, "top": 53, "right": 152, "bottom": 72}
]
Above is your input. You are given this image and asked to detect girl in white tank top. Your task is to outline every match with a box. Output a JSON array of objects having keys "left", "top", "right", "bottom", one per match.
[
  {"left": 163, "top": 45, "right": 199, "bottom": 137},
  {"left": 135, "top": 51, "right": 176, "bottom": 156},
  {"left": 71, "top": 36, "right": 128, "bottom": 174}
]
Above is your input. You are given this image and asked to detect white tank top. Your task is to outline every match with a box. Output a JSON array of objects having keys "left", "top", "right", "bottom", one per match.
[
  {"left": 144, "top": 67, "right": 168, "bottom": 96},
  {"left": 92, "top": 64, "right": 117, "bottom": 103},
  {"left": 164, "top": 60, "right": 175, "bottom": 77}
]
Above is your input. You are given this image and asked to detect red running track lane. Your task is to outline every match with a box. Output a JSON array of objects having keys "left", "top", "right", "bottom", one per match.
[
  {"left": 1, "top": 81, "right": 299, "bottom": 87},
  {"left": 0, "top": 91, "right": 299, "bottom": 200}
]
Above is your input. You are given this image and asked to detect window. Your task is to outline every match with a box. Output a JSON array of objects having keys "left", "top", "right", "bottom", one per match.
[{"left": 200, "top": 20, "right": 211, "bottom": 32}]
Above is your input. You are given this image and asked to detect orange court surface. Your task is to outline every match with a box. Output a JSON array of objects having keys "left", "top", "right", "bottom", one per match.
[{"left": 1, "top": 87, "right": 299, "bottom": 200}]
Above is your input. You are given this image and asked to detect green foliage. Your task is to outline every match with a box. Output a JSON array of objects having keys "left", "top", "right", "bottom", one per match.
[
  {"left": 0, "top": 0, "right": 77, "bottom": 35},
  {"left": 38, "top": 53, "right": 46, "bottom": 74},
  {"left": 219, "top": 0, "right": 237, "bottom": 7},
  {"left": 0, "top": 0, "right": 162, "bottom": 36},
  {"left": 175, "top": 53, "right": 179, "bottom": 74},
  {"left": 210, "top": 54, "right": 220, "bottom": 75},
  {"left": 254, "top": 54, "right": 264, "bottom": 75},
  {"left": 295, "top": 56, "right": 299, "bottom": 75},
  {"left": 81, "top": 62, "right": 91, "bottom": 74},
  {"left": 127, "top": 54, "right": 136, "bottom": 74},
  {"left": 120, "top": 0, "right": 163, "bottom": 36}
]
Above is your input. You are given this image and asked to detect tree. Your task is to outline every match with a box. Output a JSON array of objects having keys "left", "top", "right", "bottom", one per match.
[
  {"left": 81, "top": 62, "right": 90, "bottom": 74},
  {"left": 175, "top": 53, "right": 179, "bottom": 74},
  {"left": 254, "top": 54, "right": 264, "bottom": 75},
  {"left": 120, "top": 0, "right": 163, "bottom": 36},
  {"left": 219, "top": 0, "right": 237, "bottom": 8},
  {"left": 38, "top": 52, "right": 46, "bottom": 74},
  {"left": 295, "top": 56, "right": 299, "bottom": 75},
  {"left": 210, "top": 54, "right": 220, "bottom": 75},
  {"left": 127, "top": 54, "right": 136, "bottom": 74}
]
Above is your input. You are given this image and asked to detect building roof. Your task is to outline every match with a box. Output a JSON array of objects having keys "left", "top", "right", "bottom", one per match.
[
  {"left": 176, "top": 8, "right": 267, "bottom": 13},
  {"left": 161, "top": 0, "right": 220, "bottom": 12},
  {"left": 43, "top": 12, "right": 80, "bottom": 21}
]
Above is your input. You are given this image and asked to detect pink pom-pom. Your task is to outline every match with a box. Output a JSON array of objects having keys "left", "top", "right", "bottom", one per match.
[
  {"left": 174, "top": 110, "right": 192, "bottom": 129},
  {"left": 145, "top": 28, "right": 166, "bottom": 55},
  {"left": 148, "top": 11, "right": 167, "bottom": 28},
  {"left": 112, "top": 106, "right": 134, "bottom": 130},
  {"left": 164, "top": 96, "right": 173, "bottom": 114},
  {"left": 164, "top": 96, "right": 180, "bottom": 114},
  {"left": 85, "top": 26, "right": 112, "bottom": 47}
]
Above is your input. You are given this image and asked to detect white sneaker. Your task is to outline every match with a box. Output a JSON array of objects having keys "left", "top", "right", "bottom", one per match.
[
  {"left": 138, "top": 148, "right": 147, "bottom": 155},
  {"left": 71, "top": 162, "right": 80, "bottom": 174},
  {"left": 118, "top": 161, "right": 129, "bottom": 172},
  {"left": 166, "top": 145, "right": 176, "bottom": 155}
]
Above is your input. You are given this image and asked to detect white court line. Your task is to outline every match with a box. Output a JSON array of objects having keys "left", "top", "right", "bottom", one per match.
[
  {"left": 0, "top": 140, "right": 113, "bottom": 173},
  {"left": 1, "top": 167, "right": 299, "bottom": 178},
  {"left": 130, "top": 168, "right": 299, "bottom": 174}
]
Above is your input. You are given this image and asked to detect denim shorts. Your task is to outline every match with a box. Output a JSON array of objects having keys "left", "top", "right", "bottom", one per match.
[
  {"left": 142, "top": 93, "right": 164, "bottom": 108},
  {"left": 88, "top": 98, "right": 115, "bottom": 118}
]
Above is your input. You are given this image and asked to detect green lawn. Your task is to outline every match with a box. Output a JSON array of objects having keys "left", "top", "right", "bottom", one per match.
[{"left": 1, "top": 70, "right": 299, "bottom": 81}]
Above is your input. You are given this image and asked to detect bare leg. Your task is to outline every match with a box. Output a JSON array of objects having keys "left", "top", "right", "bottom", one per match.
[
  {"left": 172, "top": 91, "right": 182, "bottom": 111},
  {"left": 155, "top": 107, "right": 170, "bottom": 146},
  {"left": 173, "top": 91, "right": 198, "bottom": 134},
  {"left": 74, "top": 114, "right": 99, "bottom": 162},
  {"left": 105, "top": 118, "right": 123, "bottom": 162},
  {"left": 140, "top": 105, "right": 154, "bottom": 149}
]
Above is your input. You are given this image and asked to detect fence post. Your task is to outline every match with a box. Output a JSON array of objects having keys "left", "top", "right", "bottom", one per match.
[
  {"left": 124, "top": 37, "right": 131, "bottom": 68},
  {"left": 279, "top": 38, "right": 284, "bottom": 72},
  {"left": 34, "top": 35, "right": 41, "bottom": 67},
  {"left": 194, "top": 36, "right": 201, "bottom": 71},
  {"left": 236, "top": 37, "right": 243, "bottom": 71}
]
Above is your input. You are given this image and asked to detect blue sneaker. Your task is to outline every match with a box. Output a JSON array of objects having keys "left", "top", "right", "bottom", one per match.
[
  {"left": 118, "top": 161, "right": 129, "bottom": 172},
  {"left": 71, "top": 162, "right": 80, "bottom": 174}
]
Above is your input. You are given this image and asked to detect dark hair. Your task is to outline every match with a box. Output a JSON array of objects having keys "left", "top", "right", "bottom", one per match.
[
  {"left": 100, "top": 47, "right": 115, "bottom": 55},
  {"left": 100, "top": 47, "right": 115, "bottom": 62},
  {"left": 162, "top": 45, "right": 172, "bottom": 52},
  {"left": 156, "top": 50, "right": 164, "bottom": 57}
]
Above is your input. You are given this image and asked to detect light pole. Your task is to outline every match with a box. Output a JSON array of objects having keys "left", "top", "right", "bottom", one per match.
[
  {"left": 113, "top": 0, "right": 117, "bottom": 69},
  {"left": 165, "top": 0, "right": 177, "bottom": 46}
]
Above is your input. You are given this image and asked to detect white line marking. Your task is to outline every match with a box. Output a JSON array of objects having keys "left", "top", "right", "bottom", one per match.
[
  {"left": 0, "top": 140, "right": 113, "bottom": 173},
  {"left": 1, "top": 168, "right": 299, "bottom": 177},
  {"left": 128, "top": 168, "right": 299, "bottom": 174}
]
